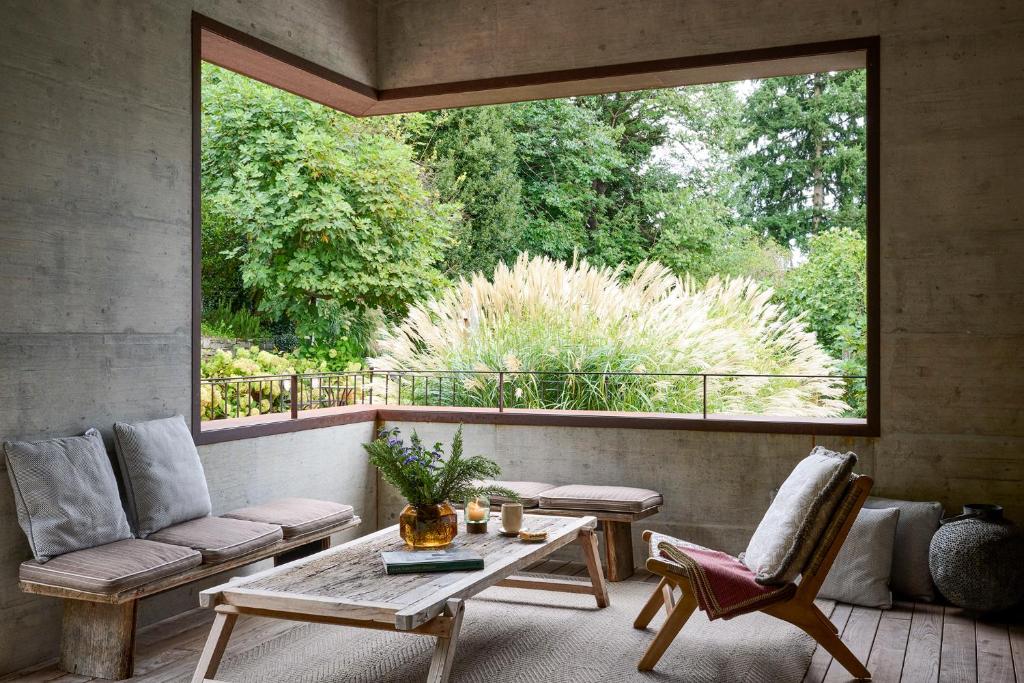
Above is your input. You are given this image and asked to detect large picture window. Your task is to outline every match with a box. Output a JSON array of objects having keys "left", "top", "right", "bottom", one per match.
[{"left": 192, "top": 15, "right": 878, "bottom": 442}]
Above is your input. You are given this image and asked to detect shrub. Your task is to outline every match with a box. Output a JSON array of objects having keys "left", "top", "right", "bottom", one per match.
[
  {"left": 371, "top": 254, "right": 848, "bottom": 417},
  {"left": 777, "top": 228, "right": 867, "bottom": 416},
  {"left": 199, "top": 346, "right": 360, "bottom": 421}
]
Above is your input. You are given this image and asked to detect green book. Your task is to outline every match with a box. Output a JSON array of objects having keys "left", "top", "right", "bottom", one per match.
[{"left": 381, "top": 549, "right": 484, "bottom": 575}]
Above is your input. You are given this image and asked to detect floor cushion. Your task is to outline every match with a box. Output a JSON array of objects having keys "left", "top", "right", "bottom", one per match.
[
  {"left": 19, "top": 538, "right": 201, "bottom": 593},
  {"left": 4, "top": 428, "right": 133, "bottom": 562},
  {"left": 863, "top": 496, "right": 943, "bottom": 601},
  {"left": 476, "top": 480, "right": 556, "bottom": 508},
  {"left": 742, "top": 446, "right": 858, "bottom": 585},
  {"left": 818, "top": 506, "right": 900, "bottom": 608},
  {"left": 147, "top": 516, "right": 283, "bottom": 563},
  {"left": 538, "top": 484, "right": 663, "bottom": 513},
  {"left": 223, "top": 498, "right": 354, "bottom": 538},
  {"left": 114, "top": 415, "right": 212, "bottom": 538}
]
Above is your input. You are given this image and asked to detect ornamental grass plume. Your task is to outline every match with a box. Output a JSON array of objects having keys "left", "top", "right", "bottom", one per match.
[{"left": 371, "top": 254, "right": 848, "bottom": 417}]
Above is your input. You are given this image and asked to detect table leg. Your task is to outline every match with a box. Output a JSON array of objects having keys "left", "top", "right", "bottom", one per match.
[
  {"left": 426, "top": 599, "right": 465, "bottom": 683},
  {"left": 579, "top": 527, "right": 610, "bottom": 608},
  {"left": 191, "top": 611, "right": 238, "bottom": 683}
]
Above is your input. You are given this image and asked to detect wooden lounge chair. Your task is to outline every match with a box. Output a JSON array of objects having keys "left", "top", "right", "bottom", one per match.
[{"left": 634, "top": 473, "right": 873, "bottom": 680}]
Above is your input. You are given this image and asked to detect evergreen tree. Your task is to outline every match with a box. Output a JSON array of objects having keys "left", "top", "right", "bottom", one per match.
[
  {"left": 412, "top": 107, "right": 527, "bottom": 277},
  {"left": 740, "top": 71, "right": 866, "bottom": 247}
]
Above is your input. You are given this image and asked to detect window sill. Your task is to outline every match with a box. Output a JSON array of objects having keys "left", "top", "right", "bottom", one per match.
[{"left": 195, "top": 404, "right": 875, "bottom": 444}]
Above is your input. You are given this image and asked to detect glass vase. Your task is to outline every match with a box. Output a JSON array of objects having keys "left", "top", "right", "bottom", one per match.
[{"left": 399, "top": 501, "right": 458, "bottom": 549}]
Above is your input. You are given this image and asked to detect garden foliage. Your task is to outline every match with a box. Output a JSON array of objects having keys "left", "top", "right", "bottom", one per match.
[{"left": 372, "top": 254, "right": 849, "bottom": 417}]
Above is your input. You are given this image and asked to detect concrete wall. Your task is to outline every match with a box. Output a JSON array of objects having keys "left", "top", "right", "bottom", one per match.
[
  {"left": 375, "top": 0, "right": 1024, "bottom": 536},
  {"left": 0, "top": 0, "right": 376, "bottom": 674}
]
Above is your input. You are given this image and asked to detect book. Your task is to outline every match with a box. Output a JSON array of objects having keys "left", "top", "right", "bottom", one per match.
[{"left": 381, "top": 549, "right": 484, "bottom": 575}]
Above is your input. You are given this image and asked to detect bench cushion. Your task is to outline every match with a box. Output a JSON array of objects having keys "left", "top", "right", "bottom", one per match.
[
  {"left": 113, "top": 415, "right": 212, "bottom": 538},
  {"left": 539, "top": 484, "right": 663, "bottom": 513},
  {"left": 222, "top": 498, "right": 354, "bottom": 538},
  {"left": 477, "top": 480, "right": 556, "bottom": 508},
  {"left": 20, "top": 538, "right": 202, "bottom": 593},
  {"left": 148, "top": 516, "right": 283, "bottom": 564},
  {"left": 4, "top": 428, "right": 133, "bottom": 563}
]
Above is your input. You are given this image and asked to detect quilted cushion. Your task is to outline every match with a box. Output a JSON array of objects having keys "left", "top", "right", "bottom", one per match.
[
  {"left": 476, "top": 480, "right": 556, "bottom": 508},
  {"left": 539, "top": 484, "right": 663, "bottom": 513},
  {"left": 742, "top": 446, "right": 858, "bottom": 585},
  {"left": 863, "top": 496, "right": 943, "bottom": 601},
  {"left": 114, "top": 415, "right": 212, "bottom": 538},
  {"left": 819, "top": 507, "right": 900, "bottom": 608},
  {"left": 4, "top": 428, "right": 133, "bottom": 562},
  {"left": 223, "top": 498, "right": 354, "bottom": 538},
  {"left": 20, "top": 538, "right": 201, "bottom": 593},
  {"left": 148, "top": 516, "right": 282, "bottom": 564}
]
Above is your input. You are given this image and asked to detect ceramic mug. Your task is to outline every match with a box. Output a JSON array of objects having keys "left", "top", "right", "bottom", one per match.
[{"left": 501, "top": 502, "right": 524, "bottom": 533}]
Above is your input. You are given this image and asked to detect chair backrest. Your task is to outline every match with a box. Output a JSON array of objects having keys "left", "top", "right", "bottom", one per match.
[{"left": 795, "top": 474, "right": 873, "bottom": 601}]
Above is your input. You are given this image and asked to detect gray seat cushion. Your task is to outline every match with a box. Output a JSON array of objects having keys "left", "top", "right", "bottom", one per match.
[
  {"left": 4, "top": 428, "right": 133, "bottom": 563},
  {"left": 741, "top": 446, "right": 857, "bottom": 585},
  {"left": 539, "top": 484, "right": 663, "bottom": 513},
  {"left": 863, "top": 496, "right": 943, "bottom": 601},
  {"left": 148, "top": 516, "right": 283, "bottom": 563},
  {"left": 223, "top": 498, "right": 354, "bottom": 538},
  {"left": 19, "top": 538, "right": 201, "bottom": 593},
  {"left": 819, "top": 506, "right": 900, "bottom": 608},
  {"left": 477, "top": 480, "right": 556, "bottom": 508},
  {"left": 113, "top": 415, "right": 212, "bottom": 538}
]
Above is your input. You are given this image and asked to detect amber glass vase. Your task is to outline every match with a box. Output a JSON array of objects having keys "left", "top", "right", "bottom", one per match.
[{"left": 399, "top": 501, "right": 458, "bottom": 549}]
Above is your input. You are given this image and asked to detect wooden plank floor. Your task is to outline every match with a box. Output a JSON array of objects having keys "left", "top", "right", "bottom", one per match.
[{"left": 5, "top": 562, "right": 1021, "bottom": 682}]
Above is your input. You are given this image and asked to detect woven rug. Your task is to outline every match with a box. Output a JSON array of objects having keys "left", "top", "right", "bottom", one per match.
[{"left": 205, "top": 578, "right": 825, "bottom": 682}]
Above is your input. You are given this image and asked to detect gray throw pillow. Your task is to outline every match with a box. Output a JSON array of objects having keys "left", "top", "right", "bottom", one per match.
[
  {"left": 819, "top": 506, "right": 900, "bottom": 608},
  {"left": 863, "top": 496, "right": 943, "bottom": 601},
  {"left": 4, "top": 428, "right": 133, "bottom": 562},
  {"left": 113, "top": 415, "right": 212, "bottom": 537}
]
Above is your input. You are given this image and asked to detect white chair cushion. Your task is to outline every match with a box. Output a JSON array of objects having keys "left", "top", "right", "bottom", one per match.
[{"left": 742, "top": 446, "right": 857, "bottom": 584}]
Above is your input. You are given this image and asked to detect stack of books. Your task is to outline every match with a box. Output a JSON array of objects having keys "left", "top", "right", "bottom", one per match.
[{"left": 381, "top": 549, "right": 484, "bottom": 575}]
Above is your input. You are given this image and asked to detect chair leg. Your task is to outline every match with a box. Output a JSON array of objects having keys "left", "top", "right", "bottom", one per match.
[
  {"left": 802, "top": 620, "right": 871, "bottom": 680},
  {"left": 637, "top": 578, "right": 698, "bottom": 671},
  {"left": 767, "top": 602, "right": 870, "bottom": 680},
  {"left": 633, "top": 577, "right": 668, "bottom": 629},
  {"left": 661, "top": 581, "right": 676, "bottom": 617}
]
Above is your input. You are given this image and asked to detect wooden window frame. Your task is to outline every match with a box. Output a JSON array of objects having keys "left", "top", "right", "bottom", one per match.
[{"left": 191, "top": 12, "right": 880, "bottom": 444}]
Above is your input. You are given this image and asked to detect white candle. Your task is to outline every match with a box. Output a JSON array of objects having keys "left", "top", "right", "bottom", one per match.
[{"left": 467, "top": 500, "right": 487, "bottom": 522}]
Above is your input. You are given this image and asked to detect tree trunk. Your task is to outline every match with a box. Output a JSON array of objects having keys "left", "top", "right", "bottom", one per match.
[{"left": 811, "top": 74, "right": 825, "bottom": 234}]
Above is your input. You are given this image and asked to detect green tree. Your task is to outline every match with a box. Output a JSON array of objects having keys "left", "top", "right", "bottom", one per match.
[
  {"left": 740, "top": 71, "right": 867, "bottom": 247},
  {"left": 201, "top": 64, "right": 459, "bottom": 338},
  {"left": 412, "top": 106, "right": 527, "bottom": 277},
  {"left": 777, "top": 227, "right": 867, "bottom": 415}
]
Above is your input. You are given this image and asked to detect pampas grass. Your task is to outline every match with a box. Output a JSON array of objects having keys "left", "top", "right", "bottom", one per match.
[{"left": 371, "top": 254, "right": 848, "bottom": 417}]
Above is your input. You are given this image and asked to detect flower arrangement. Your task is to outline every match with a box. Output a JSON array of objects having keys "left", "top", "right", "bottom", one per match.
[{"left": 364, "top": 426, "right": 518, "bottom": 507}]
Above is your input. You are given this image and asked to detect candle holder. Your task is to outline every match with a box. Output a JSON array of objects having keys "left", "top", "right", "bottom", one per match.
[{"left": 465, "top": 494, "right": 490, "bottom": 533}]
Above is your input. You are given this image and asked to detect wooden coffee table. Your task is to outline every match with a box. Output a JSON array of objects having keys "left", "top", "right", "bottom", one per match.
[{"left": 192, "top": 513, "right": 608, "bottom": 683}]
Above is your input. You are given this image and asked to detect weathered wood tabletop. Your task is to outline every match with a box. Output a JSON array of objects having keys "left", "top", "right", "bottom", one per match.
[{"left": 194, "top": 512, "right": 608, "bottom": 683}]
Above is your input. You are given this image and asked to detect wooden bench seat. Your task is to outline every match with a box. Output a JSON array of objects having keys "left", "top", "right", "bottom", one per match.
[
  {"left": 482, "top": 480, "right": 663, "bottom": 582},
  {"left": 19, "top": 508, "right": 361, "bottom": 680}
]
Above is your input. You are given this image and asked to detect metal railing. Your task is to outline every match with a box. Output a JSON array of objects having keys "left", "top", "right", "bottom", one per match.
[{"left": 200, "top": 369, "right": 865, "bottom": 422}]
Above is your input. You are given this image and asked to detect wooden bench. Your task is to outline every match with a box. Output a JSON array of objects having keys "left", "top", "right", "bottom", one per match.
[
  {"left": 19, "top": 514, "right": 361, "bottom": 680},
  {"left": 524, "top": 506, "right": 660, "bottom": 581},
  {"left": 480, "top": 480, "right": 663, "bottom": 582}
]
